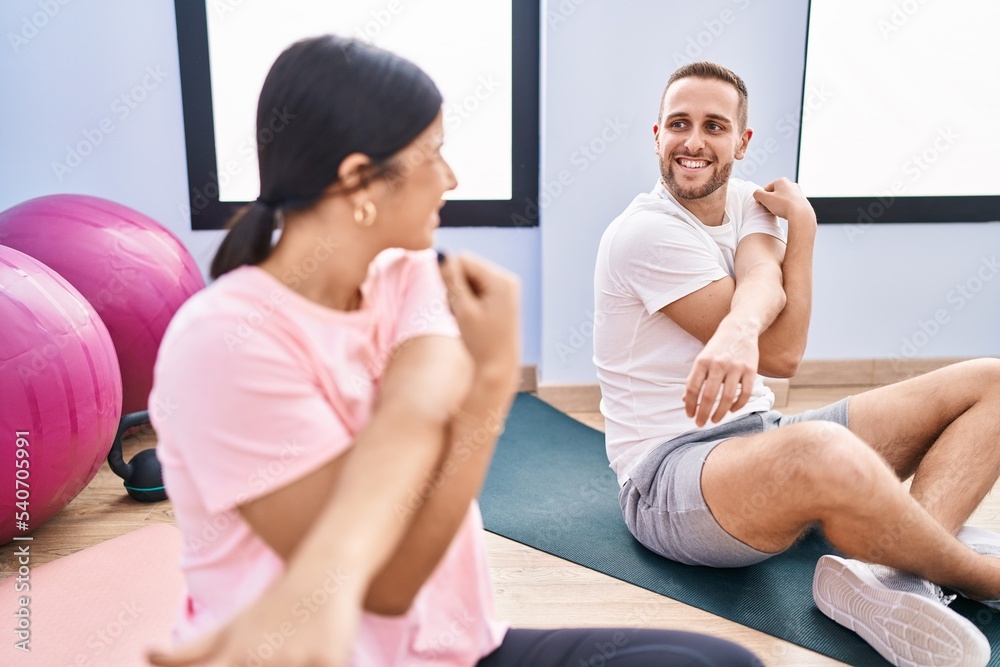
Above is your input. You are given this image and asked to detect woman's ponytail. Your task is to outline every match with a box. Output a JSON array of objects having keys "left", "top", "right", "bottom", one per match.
[
  {"left": 210, "top": 200, "right": 279, "bottom": 279},
  {"left": 209, "top": 35, "right": 442, "bottom": 280}
]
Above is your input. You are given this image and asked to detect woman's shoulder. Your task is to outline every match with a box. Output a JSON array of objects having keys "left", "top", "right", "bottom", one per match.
[
  {"left": 364, "top": 248, "right": 440, "bottom": 306},
  {"left": 168, "top": 266, "right": 263, "bottom": 320},
  {"left": 159, "top": 266, "right": 286, "bottom": 357},
  {"left": 370, "top": 247, "right": 437, "bottom": 281}
]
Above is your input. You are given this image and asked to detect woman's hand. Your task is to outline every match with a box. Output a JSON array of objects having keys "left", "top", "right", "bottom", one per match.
[
  {"left": 148, "top": 569, "right": 364, "bottom": 667},
  {"left": 438, "top": 252, "right": 521, "bottom": 386}
]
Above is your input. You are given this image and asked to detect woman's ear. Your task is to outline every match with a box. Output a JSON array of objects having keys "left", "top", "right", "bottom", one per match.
[{"left": 337, "top": 153, "right": 373, "bottom": 193}]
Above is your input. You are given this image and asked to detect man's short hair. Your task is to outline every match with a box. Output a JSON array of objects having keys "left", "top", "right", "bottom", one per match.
[{"left": 658, "top": 62, "right": 748, "bottom": 131}]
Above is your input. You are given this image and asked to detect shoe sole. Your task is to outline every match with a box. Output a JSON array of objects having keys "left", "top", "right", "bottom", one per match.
[{"left": 813, "top": 555, "right": 990, "bottom": 667}]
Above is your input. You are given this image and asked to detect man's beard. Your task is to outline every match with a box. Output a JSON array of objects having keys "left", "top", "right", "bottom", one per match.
[{"left": 659, "top": 152, "right": 732, "bottom": 200}]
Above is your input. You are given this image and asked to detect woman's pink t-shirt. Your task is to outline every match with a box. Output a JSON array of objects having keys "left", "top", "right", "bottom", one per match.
[{"left": 150, "top": 248, "right": 507, "bottom": 666}]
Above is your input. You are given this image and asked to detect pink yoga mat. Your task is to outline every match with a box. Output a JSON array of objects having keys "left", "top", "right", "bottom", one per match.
[{"left": 0, "top": 524, "right": 183, "bottom": 666}]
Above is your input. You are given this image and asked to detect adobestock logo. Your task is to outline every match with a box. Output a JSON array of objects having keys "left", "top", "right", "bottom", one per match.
[
  {"left": 878, "top": 0, "right": 931, "bottom": 40},
  {"left": 510, "top": 116, "right": 628, "bottom": 227},
  {"left": 672, "top": 0, "right": 752, "bottom": 67},
  {"left": 890, "top": 254, "right": 1000, "bottom": 362},
  {"left": 844, "top": 126, "right": 959, "bottom": 243},
  {"left": 546, "top": 0, "right": 588, "bottom": 29},
  {"left": 182, "top": 107, "right": 296, "bottom": 221},
  {"left": 352, "top": 0, "right": 403, "bottom": 44},
  {"left": 775, "top": 84, "right": 834, "bottom": 142},
  {"left": 444, "top": 75, "right": 502, "bottom": 130}
]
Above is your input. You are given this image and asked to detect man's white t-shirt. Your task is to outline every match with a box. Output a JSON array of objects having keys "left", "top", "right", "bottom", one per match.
[{"left": 594, "top": 178, "right": 788, "bottom": 486}]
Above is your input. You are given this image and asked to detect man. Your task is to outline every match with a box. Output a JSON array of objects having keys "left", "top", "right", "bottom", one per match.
[{"left": 593, "top": 61, "right": 1000, "bottom": 667}]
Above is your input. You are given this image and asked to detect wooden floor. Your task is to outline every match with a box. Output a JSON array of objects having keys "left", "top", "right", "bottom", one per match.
[{"left": 5, "top": 384, "right": 1000, "bottom": 665}]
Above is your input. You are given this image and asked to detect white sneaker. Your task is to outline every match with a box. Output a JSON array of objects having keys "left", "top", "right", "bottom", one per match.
[
  {"left": 957, "top": 525, "right": 1000, "bottom": 610},
  {"left": 813, "top": 554, "right": 990, "bottom": 667},
  {"left": 958, "top": 526, "right": 1000, "bottom": 557}
]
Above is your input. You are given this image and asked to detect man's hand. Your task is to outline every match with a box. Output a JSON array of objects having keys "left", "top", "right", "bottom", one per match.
[
  {"left": 684, "top": 320, "right": 760, "bottom": 427},
  {"left": 753, "top": 178, "right": 816, "bottom": 228}
]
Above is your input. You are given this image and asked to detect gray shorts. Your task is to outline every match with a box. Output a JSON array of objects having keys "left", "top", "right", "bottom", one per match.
[{"left": 619, "top": 398, "right": 850, "bottom": 568}]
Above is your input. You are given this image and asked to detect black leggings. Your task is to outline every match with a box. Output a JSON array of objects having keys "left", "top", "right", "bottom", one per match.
[{"left": 476, "top": 628, "right": 762, "bottom": 666}]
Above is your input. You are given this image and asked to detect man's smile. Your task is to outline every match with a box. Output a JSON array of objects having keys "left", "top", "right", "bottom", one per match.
[{"left": 675, "top": 157, "right": 712, "bottom": 172}]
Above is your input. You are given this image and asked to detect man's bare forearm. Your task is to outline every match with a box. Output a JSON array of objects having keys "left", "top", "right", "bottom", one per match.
[
  {"left": 722, "top": 261, "right": 787, "bottom": 339},
  {"left": 758, "top": 208, "right": 816, "bottom": 374}
]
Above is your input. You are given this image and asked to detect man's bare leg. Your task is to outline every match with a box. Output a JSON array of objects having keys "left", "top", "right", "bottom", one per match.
[
  {"left": 847, "top": 358, "right": 1000, "bottom": 532},
  {"left": 700, "top": 420, "right": 1000, "bottom": 600}
]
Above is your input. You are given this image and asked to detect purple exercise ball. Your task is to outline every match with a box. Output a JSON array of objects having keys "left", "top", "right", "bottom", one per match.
[
  {"left": 0, "top": 245, "right": 123, "bottom": 544},
  {"left": 0, "top": 195, "right": 205, "bottom": 414}
]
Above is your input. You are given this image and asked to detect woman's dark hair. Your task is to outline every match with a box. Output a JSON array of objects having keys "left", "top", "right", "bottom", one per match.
[{"left": 210, "top": 36, "right": 443, "bottom": 279}]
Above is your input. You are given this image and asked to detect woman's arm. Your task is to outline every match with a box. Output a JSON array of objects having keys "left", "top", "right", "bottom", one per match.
[
  {"left": 235, "top": 333, "right": 473, "bottom": 569},
  {"left": 364, "top": 253, "right": 520, "bottom": 612},
  {"left": 149, "top": 254, "right": 520, "bottom": 667}
]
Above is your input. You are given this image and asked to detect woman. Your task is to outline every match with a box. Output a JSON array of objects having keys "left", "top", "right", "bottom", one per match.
[{"left": 147, "top": 36, "right": 760, "bottom": 666}]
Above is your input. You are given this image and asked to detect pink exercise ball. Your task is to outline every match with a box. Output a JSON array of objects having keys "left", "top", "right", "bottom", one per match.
[
  {"left": 0, "top": 245, "right": 123, "bottom": 544},
  {"left": 0, "top": 195, "right": 205, "bottom": 414}
]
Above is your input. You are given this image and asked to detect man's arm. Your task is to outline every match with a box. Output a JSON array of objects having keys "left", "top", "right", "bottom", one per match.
[
  {"left": 656, "top": 237, "right": 794, "bottom": 373},
  {"left": 658, "top": 178, "right": 815, "bottom": 426},
  {"left": 751, "top": 180, "right": 816, "bottom": 376},
  {"left": 660, "top": 249, "right": 785, "bottom": 427}
]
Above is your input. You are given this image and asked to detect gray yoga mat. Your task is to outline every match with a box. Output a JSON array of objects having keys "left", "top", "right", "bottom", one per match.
[{"left": 479, "top": 393, "right": 1000, "bottom": 666}]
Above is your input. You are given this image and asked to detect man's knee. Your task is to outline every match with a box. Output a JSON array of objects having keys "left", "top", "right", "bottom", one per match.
[
  {"left": 968, "top": 358, "right": 1000, "bottom": 393},
  {"left": 778, "top": 422, "right": 882, "bottom": 500},
  {"left": 933, "top": 358, "right": 1000, "bottom": 401},
  {"left": 730, "top": 422, "right": 867, "bottom": 515}
]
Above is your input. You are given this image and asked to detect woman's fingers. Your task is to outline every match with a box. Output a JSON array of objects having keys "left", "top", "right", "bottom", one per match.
[
  {"left": 438, "top": 253, "right": 473, "bottom": 311},
  {"left": 147, "top": 630, "right": 223, "bottom": 666}
]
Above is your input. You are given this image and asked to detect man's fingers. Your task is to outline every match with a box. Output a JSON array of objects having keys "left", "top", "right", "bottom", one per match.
[
  {"left": 710, "top": 373, "right": 740, "bottom": 424},
  {"left": 694, "top": 386, "right": 715, "bottom": 427},
  {"left": 684, "top": 363, "right": 708, "bottom": 418},
  {"left": 755, "top": 186, "right": 781, "bottom": 201},
  {"left": 695, "top": 371, "right": 724, "bottom": 427},
  {"left": 730, "top": 369, "right": 756, "bottom": 413},
  {"left": 752, "top": 189, "right": 773, "bottom": 210}
]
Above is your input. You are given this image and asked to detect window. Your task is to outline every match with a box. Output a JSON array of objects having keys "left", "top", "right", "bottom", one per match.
[
  {"left": 175, "top": 0, "right": 539, "bottom": 229},
  {"left": 798, "top": 0, "right": 1000, "bottom": 223}
]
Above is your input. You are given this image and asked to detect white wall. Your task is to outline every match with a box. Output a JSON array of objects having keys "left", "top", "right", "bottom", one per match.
[
  {"left": 539, "top": 0, "right": 1000, "bottom": 382},
  {"left": 2, "top": 0, "right": 997, "bottom": 384}
]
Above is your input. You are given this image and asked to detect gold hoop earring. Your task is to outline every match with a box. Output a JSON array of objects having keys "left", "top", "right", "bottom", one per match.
[{"left": 353, "top": 201, "right": 377, "bottom": 227}]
